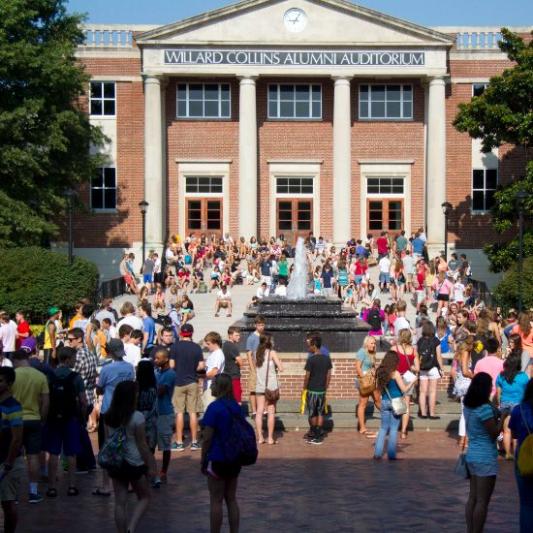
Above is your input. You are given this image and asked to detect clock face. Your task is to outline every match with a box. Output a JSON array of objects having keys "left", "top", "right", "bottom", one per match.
[{"left": 283, "top": 8, "right": 308, "bottom": 33}]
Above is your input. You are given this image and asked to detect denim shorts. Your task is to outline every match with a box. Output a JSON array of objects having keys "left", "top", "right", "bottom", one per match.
[
  {"left": 466, "top": 459, "right": 498, "bottom": 477},
  {"left": 500, "top": 402, "right": 517, "bottom": 417}
]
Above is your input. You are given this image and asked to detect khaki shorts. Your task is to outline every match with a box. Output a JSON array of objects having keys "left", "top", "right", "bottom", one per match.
[
  {"left": 172, "top": 382, "right": 199, "bottom": 414},
  {"left": 248, "top": 371, "right": 257, "bottom": 395},
  {"left": 0, "top": 458, "right": 25, "bottom": 502}
]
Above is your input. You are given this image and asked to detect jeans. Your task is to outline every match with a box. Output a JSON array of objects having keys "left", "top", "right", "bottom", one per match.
[
  {"left": 374, "top": 398, "right": 401, "bottom": 459},
  {"left": 516, "top": 466, "right": 533, "bottom": 532}
]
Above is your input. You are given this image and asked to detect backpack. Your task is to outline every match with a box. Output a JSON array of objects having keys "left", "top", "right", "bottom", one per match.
[
  {"left": 517, "top": 406, "right": 533, "bottom": 477},
  {"left": 366, "top": 309, "right": 382, "bottom": 331},
  {"left": 48, "top": 372, "right": 80, "bottom": 423},
  {"left": 222, "top": 402, "right": 258, "bottom": 466},
  {"left": 417, "top": 336, "right": 437, "bottom": 371},
  {"left": 98, "top": 426, "right": 127, "bottom": 471}
]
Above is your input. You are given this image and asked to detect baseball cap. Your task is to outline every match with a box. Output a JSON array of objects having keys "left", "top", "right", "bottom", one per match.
[
  {"left": 107, "top": 338, "right": 126, "bottom": 358},
  {"left": 48, "top": 306, "right": 60, "bottom": 317},
  {"left": 180, "top": 323, "right": 194, "bottom": 337}
]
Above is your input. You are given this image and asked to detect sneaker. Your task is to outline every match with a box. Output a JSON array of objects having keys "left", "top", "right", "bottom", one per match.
[
  {"left": 172, "top": 442, "right": 185, "bottom": 452},
  {"left": 75, "top": 469, "right": 89, "bottom": 475},
  {"left": 190, "top": 442, "right": 201, "bottom": 451},
  {"left": 159, "top": 472, "right": 167, "bottom": 484},
  {"left": 28, "top": 492, "right": 43, "bottom": 504},
  {"left": 151, "top": 477, "right": 161, "bottom": 489},
  {"left": 309, "top": 437, "right": 324, "bottom": 446}
]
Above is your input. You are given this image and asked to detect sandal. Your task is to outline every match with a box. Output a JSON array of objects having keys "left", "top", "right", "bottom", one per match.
[
  {"left": 46, "top": 488, "right": 58, "bottom": 498},
  {"left": 92, "top": 488, "right": 111, "bottom": 497},
  {"left": 359, "top": 430, "right": 376, "bottom": 439},
  {"left": 67, "top": 486, "right": 79, "bottom": 496},
  {"left": 267, "top": 440, "right": 278, "bottom": 445},
  {"left": 400, "top": 432, "right": 407, "bottom": 440}
]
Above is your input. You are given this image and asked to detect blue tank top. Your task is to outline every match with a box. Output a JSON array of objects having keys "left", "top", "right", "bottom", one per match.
[{"left": 385, "top": 378, "right": 402, "bottom": 399}]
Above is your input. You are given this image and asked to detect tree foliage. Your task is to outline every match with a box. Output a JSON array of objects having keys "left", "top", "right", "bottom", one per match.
[
  {"left": 493, "top": 256, "right": 533, "bottom": 311},
  {"left": 0, "top": 247, "right": 99, "bottom": 322},
  {"left": 0, "top": 0, "right": 106, "bottom": 247},
  {"left": 453, "top": 29, "right": 533, "bottom": 272}
]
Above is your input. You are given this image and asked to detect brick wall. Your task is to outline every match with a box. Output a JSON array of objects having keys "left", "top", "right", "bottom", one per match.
[{"left": 238, "top": 355, "right": 453, "bottom": 400}]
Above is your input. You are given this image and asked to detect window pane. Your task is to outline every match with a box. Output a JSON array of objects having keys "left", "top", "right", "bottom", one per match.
[
  {"left": 486, "top": 191, "right": 496, "bottom": 209},
  {"left": 386, "top": 101, "right": 401, "bottom": 118},
  {"left": 188, "top": 200, "right": 201, "bottom": 209},
  {"left": 92, "top": 174, "right": 103, "bottom": 188},
  {"left": 279, "top": 201, "right": 292, "bottom": 210},
  {"left": 188, "top": 220, "right": 202, "bottom": 229},
  {"left": 268, "top": 101, "right": 278, "bottom": 118},
  {"left": 207, "top": 220, "right": 221, "bottom": 230},
  {"left": 204, "top": 84, "right": 219, "bottom": 100},
  {"left": 295, "top": 101, "right": 309, "bottom": 117},
  {"left": 279, "top": 85, "right": 293, "bottom": 100},
  {"left": 104, "top": 100, "right": 115, "bottom": 115},
  {"left": 91, "top": 189, "right": 103, "bottom": 209},
  {"left": 104, "top": 189, "right": 116, "bottom": 209},
  {"left": 371, "top": 101, "right": 385, "bottom": 118},
  {"left": 371, "top": 85, "right": 385, "bottom": 101},
  {"left": 104, "top": 168, "right": 115, "bottom": 187},
  {"left": 359, "top": 85, "right": 369, "bottom": 101},
  {"left": 387, "top": 85, "right": 401, "bottom": 100},
  {"left": 295, "top": 85, "right": 310, "bottom": 101},
  {"left": 268, "top": 85, "right": 277, "bottom": 97},
  {"left": 486, "top": 169, "right": 497, "bottom": 189},
  {"left": 472, "top": 191, "right": 485, "bottom": 210},
  {"left": 360, "top": 101, "right": 369, "bottom": 118},
  {"left": 204, "top": 100, "right": 219, "bottom": 117},
  {"left": 189, "top": 84, "right": 202, "bottom": 100},
  {"left": 91, "top": 82, "right": 102, "bottom": 99},
  {"left": 279, "top": 221, "right": 292, "bottom": 230},
  {"left": 177, "top": 100, "right": 187, "bottom": 117},
  {"left": 392, "top": 179, "right": 404, "bottom": 193},
  {"left": 103, "top": 83, "right": 115, "bottom": 98},
  {"left": 473, "top": 84, "right": 486, "bottom": 97},
  {"left": 403, "top": 85, "right": 412, "bottom": 95},
  {"left": 312, "top": 85, "right": 321, "bottom": 101},
  {"left": 177, "top": 84, "right": 187, "bottom": 99},
  {"left": 91, "top": 100, "right": 102, "bottom": 115},
  {"left": 403, "top": 101, "right": 412, "bottom": 118},
  {"left": 189, "top": 101, "right": 203, "bottom": 117},
  {"left": 220, "top": 101, "right": 230, "bottom": 117},
  {"left": 473, "top": 169, "right": 484, "bottom": 189},
  {"left": 280, "top": 101, "right": 293, "bottom": 117},
  {"left": 312, "top": 101, "right": 321, "bottom": 118}
]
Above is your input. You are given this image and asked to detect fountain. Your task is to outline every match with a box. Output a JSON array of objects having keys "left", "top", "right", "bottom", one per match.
[{"left": 233, "top": 238, "right": 370, "bottom": 352}]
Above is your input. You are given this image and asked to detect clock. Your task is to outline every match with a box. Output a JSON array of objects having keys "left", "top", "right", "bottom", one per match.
[{"left": 283, "top": 8, "right": 308, "bottom": 33}]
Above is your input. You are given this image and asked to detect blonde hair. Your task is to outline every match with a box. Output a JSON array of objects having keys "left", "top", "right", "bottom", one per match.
[
  {"left": 362, "top": 335, "right": 377, "bottom": 353},
  {"left": 397, "top": 328, "right": 412, "bottom": 346}
]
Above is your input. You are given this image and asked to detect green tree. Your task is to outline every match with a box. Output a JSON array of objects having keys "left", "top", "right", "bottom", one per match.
[
  {"left": 0, "top": 0, "right": 106, "bottom": 247},
  {"left": 453, "top": 28, "right": 533, "bottom": 272}
]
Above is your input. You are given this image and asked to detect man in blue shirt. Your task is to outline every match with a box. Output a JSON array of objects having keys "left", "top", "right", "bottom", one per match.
[
  {"left": 412, "top": 233, "right": 425, "bottom": 259},
  {"left": 154, "top": 347, "right": 176, "bottom": 484},
  {"left": 139, "top": 302, "right": 156, "bottom": 357}
]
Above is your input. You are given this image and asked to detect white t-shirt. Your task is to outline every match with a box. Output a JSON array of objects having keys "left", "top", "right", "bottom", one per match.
[
  {"left": 0, "top": 321, "right": 17, "bottom": 352},
  {"left": 274, "top": 285, "right": 287, "bottom": 296},
  {"left": 379, "top": 257, "right": 391, "bottom": 273},
  {"left": 256, "top": 287, "right": 270, "bottom": 299},
  {"left": 206, "top": 348, "right": 225, "bottom": 389},
  {"left": 402, "top": 255, "right": 415, "bottom": 274},
  {"left": 217, "top": 289, "right": 232, "bottom": 301},
  {"left": 454, "top": 283, "right": 465, "bottom": 302},
  {"left": 0, "top": 357, "right": 13, "bottom": 367},
  {"left": 124, "top": 343, "right": 141, "bottom": 367},
  {"left": 394, "top": 316, "right": 412, "bottom": 335},
  {"left": 117, "top": 315, "right": 144, "bottom": 333}
]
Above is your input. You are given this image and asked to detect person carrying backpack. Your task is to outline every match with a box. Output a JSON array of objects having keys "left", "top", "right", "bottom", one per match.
[
  {"left": 417, "top": 322, "right": 443, "bottom": 419},
  {"left": 42, "top": 347, "right": 87, "bottom": 498},
  {"left": 201, "top": 373, "right": 257, "bottom": 533},
  {"left": 363, "top": 299, "right": 385, "bottom": 336}
]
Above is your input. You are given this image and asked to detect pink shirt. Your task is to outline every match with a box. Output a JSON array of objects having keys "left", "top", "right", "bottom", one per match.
[
  {"left": 474, "top": 356, "right": 504, "bottom": 396},
  {"left": 433, "top": 278, "right": 453, "bottom": 295}
]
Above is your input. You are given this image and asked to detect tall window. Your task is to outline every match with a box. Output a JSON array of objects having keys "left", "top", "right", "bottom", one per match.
[
  {"left": 268, "top": 84, "right": 322, "bottom": 119},
  {"left": 177, "top": 83, "right": 231, "bottom": 119},
  {"left": 359, "top": 84, "right": 413, "bottom": 120},
  {"left": 90, "top": 81, "right": 116, "bottom": 116},
  {"left": 91, "top": 168, "right": 117, "bottom": 210},
  {"left": 472, "top": 169, "right": 497, "bottom": 212}
]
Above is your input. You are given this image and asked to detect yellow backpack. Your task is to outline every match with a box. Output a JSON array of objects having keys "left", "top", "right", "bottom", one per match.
[{"left": 517, "top": 406, "right": 533, "bottom": 477}]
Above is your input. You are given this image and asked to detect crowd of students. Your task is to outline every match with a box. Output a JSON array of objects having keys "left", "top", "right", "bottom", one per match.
[{"left": 1, "top": 230, "right": 532, "bottom": 532}]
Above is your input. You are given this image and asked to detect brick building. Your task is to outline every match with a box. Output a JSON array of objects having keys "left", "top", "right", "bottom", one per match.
[{"left": 66, "top": 0, "right": 531, "bottom": 282}]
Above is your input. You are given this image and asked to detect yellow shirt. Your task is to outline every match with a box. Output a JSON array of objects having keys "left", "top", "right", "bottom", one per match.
[
  {"left": 12, "top": 367, "right": 49, "bottom": 421},
  {"left": 69, "top": 313, "right": 81, "bottom": 330}
]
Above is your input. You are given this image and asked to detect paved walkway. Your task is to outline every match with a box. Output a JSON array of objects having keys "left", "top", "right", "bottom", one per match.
[{"left": 18, "top": 431, "right": 518, "bottom": 532}]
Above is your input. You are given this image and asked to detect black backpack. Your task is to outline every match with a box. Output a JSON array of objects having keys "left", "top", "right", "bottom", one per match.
[
  {"left": 48, "top": 372, "right": 80, "bottom": 423},
  {"left": 366, "top": 309, "right": 382, "bottom": 331},
  {"left": 417, "top": 337, "right": 437, "bottom": 371}
]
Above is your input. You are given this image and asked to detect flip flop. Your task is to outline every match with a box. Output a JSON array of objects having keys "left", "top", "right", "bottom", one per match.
[
  {"left": 92, "top": 488, "right": 111, "bottom": 497},
  {"left": 267, "top": 440, "right": 278, "bottom": 445}
]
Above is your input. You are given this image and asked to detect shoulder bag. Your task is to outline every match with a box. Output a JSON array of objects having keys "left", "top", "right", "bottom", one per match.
[
  {"left": 454, "top": 414, "right": 470, "bottom": 479},
  {"left": 264, "top": 350, "right": 280, "bottom": 402},
  {"left": 384, "top": 384, "right": 407, "bottom": 416}
]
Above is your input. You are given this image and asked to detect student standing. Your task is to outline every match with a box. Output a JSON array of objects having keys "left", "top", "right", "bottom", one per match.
[
  {"left": 302, "top": 334, "right": 332, "bottom": 445},
  {"left": 246, "top": 316, "right": 265, "bottom": 418},
  {"left": 202, "top": 332, "right": 225, "bottom": 411},
  {"left": 223, "top": 327, "right": 244, "bottom": 404}
]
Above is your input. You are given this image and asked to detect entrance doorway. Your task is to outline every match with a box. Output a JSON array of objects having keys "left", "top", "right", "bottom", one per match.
[
  {"left": 367, "top": 199, "right": 403, "bottom": 236},
  {"left": 276, "top": 199, "right": 313, "bottom": 244},
  {"left": 186, "top": 198, "right": 222, "bottom": 236}
]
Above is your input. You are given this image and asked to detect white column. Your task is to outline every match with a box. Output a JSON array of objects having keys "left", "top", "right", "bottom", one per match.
[
  {"left": 426, "top": 77, "right": 447, "bottom": 254},
  {"left": 239, "top": 76, "right": 258, "bottom": 239},
  {"left": 333, "top": 77, "right": 352, "bottom": 244},
  {"left": 143, "top": 75, "right": 165, "bottom": 249}
]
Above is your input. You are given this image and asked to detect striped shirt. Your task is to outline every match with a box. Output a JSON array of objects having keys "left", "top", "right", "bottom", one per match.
[{"left": 0, "top": 396, "right": 23, "bottom": 463}]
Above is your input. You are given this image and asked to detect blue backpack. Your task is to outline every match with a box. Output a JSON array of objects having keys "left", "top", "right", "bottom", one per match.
[{"left": 222, "top": 402, "right": 258, "bottom": 466}]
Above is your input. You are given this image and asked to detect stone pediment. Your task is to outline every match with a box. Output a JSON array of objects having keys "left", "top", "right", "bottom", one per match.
[{"left": 137, "top": 0, "right": 453, "bottom": 47}]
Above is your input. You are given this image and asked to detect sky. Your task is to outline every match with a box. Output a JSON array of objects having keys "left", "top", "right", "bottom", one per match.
[{"left": 66, "top": 0, "right": 532, "bottom": 27}]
